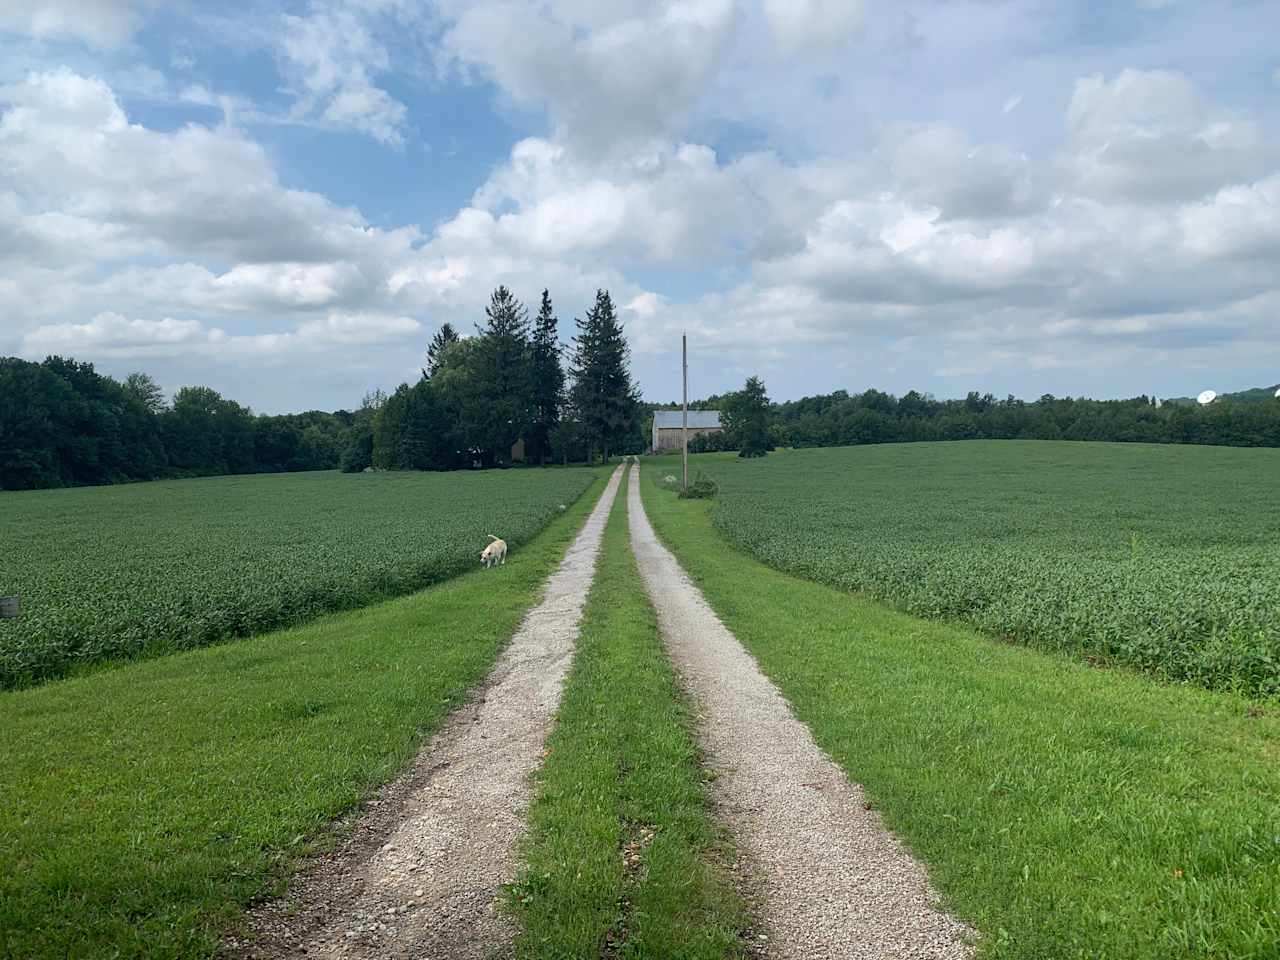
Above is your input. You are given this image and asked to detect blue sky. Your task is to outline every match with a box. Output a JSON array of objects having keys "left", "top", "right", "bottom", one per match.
[{"left": 1, "top": 0, "right": 1278, "bottom": 412}]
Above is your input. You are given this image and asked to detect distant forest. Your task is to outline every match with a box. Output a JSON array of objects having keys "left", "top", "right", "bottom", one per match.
[
  {"left": 4, "top": 310, "right": 1279, "bottom": 491},
  {"left": 0, "top": 286, "right": 645, "bottom": 491},
  {"left": 672, "top": 387, "right": 1280, "bottom": 453},
  {"left": 0, "top": 355, "right": 352, "bottom": 491}
]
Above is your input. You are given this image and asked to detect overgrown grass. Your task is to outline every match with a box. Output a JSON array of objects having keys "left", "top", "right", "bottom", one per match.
[
  {"left": 0, "top": 470, "right": 606, "bottom": 960},
  {"left": 639, "top": 460, "right": 1280, "bottom": 960},
  {"left": 0, "top": 466, "right": 597, "bottom": 689},
  {"left": 508, "top": 467, "right": 748, "bottom": 959}
]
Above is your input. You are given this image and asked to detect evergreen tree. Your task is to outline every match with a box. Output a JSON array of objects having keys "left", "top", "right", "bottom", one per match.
[
  {"left": 528, "top": 289, "right": 565, "bottom": 465},
  {"left": 424, "top": 322, "right": 461, "bottom": 377},
  {"left": 569, "top": 289, "right": 640, "bottom": 462},
  {"left": 464, "top": 286, "right": 534, "bottom": 463}
]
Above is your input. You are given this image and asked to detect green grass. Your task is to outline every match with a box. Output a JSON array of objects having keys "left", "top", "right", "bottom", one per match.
[
  {"left": 0, "top": 470, "right": 607, "bottom": 960},
  {"left": 639, "top": 459, "right": 1280, "bottom": 960},
  {"left": 0, "top": 466, "right": 597, "bottom": 689},
  {"left": 656, "top": 442, "right": 1280, "bottom": 698},
  {"left": 508, "top": 467, "right": 748, "bottom": 959}
]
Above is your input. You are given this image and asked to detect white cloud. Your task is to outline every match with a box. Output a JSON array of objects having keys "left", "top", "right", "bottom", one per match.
[
  {"left": 276, "top": 4, "right": 410, "bottom": 145},
  {"left": 21, "top": 309, "right": 421, "bottom": 359},
  {"left": 1177, "top": 173, "right": 1280, "bottom": 261},
  {"left": 889, "top": 124, "right": 1039, "bottom": 219},
  {"left": 437, "top": 0, "right": 739, "bottom": 152},
  {"left": 295, "top": 311, "right": 420, "bottom": 345},
  {"left": 761, "top": 0, "right": 864, "bottom": 53},
  {"left": 1063, "top": 69, "right": 1273, "bottom": 203},
  {"left": 0, "top": 1, "right": 150, "bottom": 50},
  {"left": 209, "top": 262, "right": 369, "bottom": 310},
  {"left": 23, "top": 312, "right": 215, "bottom": 358},
  {"left": 0, "top": 69, "right": 419, "bottom": 269},
  {"left": 6, "top": 9, "right": 1280, "bottom": 409},
  {"left": 440, "top": 136, "right": 859, "bottom": 271}
]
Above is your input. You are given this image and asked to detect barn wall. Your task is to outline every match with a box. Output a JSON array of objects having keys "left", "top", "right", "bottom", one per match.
[{"left": 652, "top": 427, "right": 722, "bottom": 452}]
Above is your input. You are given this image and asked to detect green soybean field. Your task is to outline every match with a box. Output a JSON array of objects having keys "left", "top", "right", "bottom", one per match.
[
  {"left": 0, "top": 467, "right": 597, "bottom": 690},
  {"left": 662, "top": 441, "right": 1280, "bottom": 698}
]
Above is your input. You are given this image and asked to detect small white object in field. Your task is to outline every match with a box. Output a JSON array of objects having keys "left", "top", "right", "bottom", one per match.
[
  {"left": 1197, "top": 389, "right": 1216, "bottom": 405},
  {"left": 664, "top": 475, "right": 677, "bottom": 483},
  {"left": 558, "top": 504, "right": 566, "bottom": 511}
]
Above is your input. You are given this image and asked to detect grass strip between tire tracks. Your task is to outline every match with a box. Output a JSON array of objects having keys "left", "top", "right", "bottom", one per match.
[
  {"left": 0, "top": 469, "right": 609, "bottom": 960},
  {"left": 508, "top": 466, "right": 751, "bottom": 959},
  {"left": 638, "top": 459, "right": 1280, "bottom": 960}
]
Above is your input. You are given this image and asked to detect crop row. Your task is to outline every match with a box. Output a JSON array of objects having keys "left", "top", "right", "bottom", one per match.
[
  {"left": 0, "top": 468, "right": 597, "bottom": 689},
  {"left": 688, "top": 441, "right": 1280, "bottom": 699}
]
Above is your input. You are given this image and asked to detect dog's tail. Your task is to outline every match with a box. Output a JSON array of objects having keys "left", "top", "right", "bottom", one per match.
[{"left": 486, "top": 534, "right": 500, "bottom": 542}]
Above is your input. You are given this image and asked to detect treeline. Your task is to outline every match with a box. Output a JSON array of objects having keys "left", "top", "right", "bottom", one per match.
[
  {"left": 673, "top": 387, "right": 1280, "bottom": 452},
  {"left": 348, "top": 287, "right": 643, "bottom": 472},
  {"left": 0, "top": 356, "right": 349, "bottom": 491},
  {"left": 0, "top": 286, "right": 643, "bottom": 492}
]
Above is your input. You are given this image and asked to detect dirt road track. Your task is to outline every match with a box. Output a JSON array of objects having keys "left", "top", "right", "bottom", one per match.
[
  {"left": 226, "top": 464, "right": 625, "bottom": 960},
  {"left": 626, "top": 461, "right": 974, "bottom": 960}
]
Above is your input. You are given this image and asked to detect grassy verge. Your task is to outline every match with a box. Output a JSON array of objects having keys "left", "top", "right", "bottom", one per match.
[
  {"left": 508, "top": 467, "right": 748, "bottom": 959},
  {"left": 0, "top": 470, "right": 607, "bottom": 960},
  {"left": 638, "top": 460, "right": 1280, "bottom": 960}
]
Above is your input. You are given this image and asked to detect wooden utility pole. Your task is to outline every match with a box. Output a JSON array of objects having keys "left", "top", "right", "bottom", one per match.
[{"left": 682, "top": 333, "right": 689, "bottom": 491}]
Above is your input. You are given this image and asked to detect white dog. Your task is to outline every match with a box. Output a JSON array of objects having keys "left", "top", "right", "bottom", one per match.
[{"left": 480, "top": 534, "right": 507, "bottom": 569}]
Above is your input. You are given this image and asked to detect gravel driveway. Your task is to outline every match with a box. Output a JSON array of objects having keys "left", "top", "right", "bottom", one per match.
[
  {"left": 227, "top": 463, "right": 625, "bottom": 960},
  {"left": 626, "top": 461, "right": 974, "bottom": 960}
]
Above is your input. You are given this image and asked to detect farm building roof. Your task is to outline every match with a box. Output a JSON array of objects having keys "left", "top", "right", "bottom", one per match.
[{"left": 654, "top": 410, "right": 722, "bottom": 429}]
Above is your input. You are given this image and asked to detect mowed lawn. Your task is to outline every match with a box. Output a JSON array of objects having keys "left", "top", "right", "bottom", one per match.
[
  {"left": 0, "top": 471, "right": 606, "bottom": 960},
  {"left": 0, "top": 466, "right": 597, "bottom": 689},
  {"left": 640, "top": 457, "right": 1280, "bottom": 959},
  {"left": 667, "top": 441, "right": 1280, "bottom": 698}
]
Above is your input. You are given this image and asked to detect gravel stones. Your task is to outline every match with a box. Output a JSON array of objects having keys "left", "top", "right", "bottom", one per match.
[
  {"left": 227, "top": 465, "right": 625, "bottom": 960},
  {"left": 626, "top": 462, "right": 974, "bottom": 960}
]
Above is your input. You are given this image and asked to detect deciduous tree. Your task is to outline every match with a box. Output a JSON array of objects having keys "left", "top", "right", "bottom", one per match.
[{"left": 723, "top": 375, "right": 773, "bottom": 457}]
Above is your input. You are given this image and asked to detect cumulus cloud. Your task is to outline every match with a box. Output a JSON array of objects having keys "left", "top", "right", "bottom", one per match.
[
  {"left": 0, "top": 69, "right": 397, "bottom": 265},
  {"left": 436, "top": 0, "right": 739, "bottom": 152},
  {"left": 889, "top": 124, "right": 1039, "bottom": 219},
  {"left": 1177, "top": 173, "right": 1280, "bottom": 261},
  {"left": 22, "top": 312, "right": 219, "bottom": 358},
  {"left": 6, "top": 4, "right": 1280, "bottom": 408},
  {"left": 435, "top": 136, "right": 861, "bottom": 272},
  {"left": 0, "top": 66, "right": 430, "bottom": 352},
  {"left": 1063, "top": 69, "right": 1273, "bottom": 203}
]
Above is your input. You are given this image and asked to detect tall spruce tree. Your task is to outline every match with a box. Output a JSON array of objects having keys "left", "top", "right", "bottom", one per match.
[
  {"left": 528, "top": 290, "right": 565, "bottom": 465},
  {"left": 465, "top": 286, "right": 534, "bottom": 463},
  {"left": 570, "top": 289, "right": 639, "bottom": 462},
  {"left": 424, "top": 322, "right": 461, "bottom": 377}
]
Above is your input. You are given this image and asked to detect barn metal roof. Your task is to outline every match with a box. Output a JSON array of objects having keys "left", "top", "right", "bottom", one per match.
[{"left": 654, "top": 410, "right": 721, "bottom": 429}]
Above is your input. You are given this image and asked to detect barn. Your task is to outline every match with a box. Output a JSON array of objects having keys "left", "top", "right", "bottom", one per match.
[{"left": 651, "top": 410, "right": 723, "bottom": 452}]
